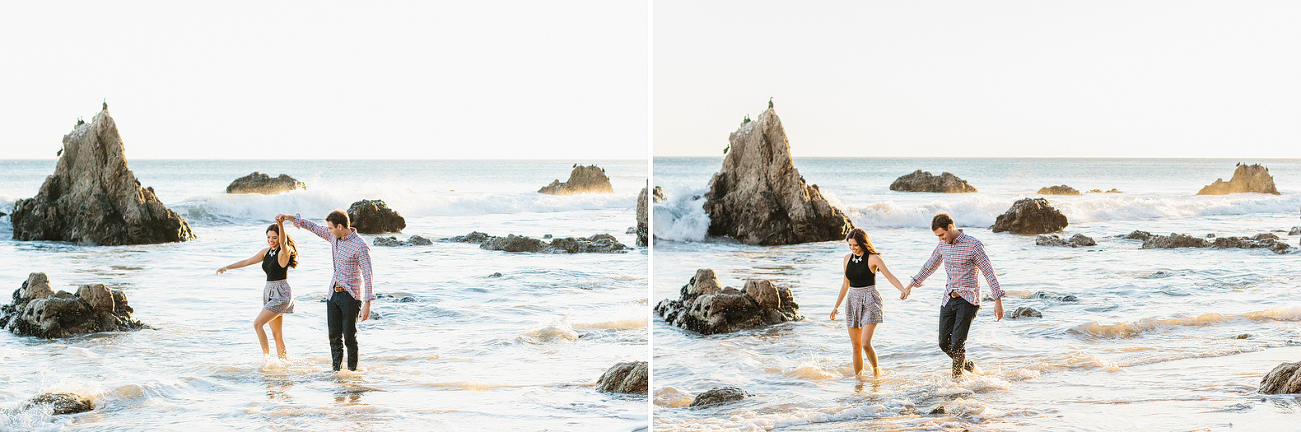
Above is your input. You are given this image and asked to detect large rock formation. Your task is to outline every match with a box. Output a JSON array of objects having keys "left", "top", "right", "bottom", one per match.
[
  {"left": 0, "top": 273, "right": 146, "bottom": 338},
  {"left": 654, "top": 269, "right": 802, "bottom": 335},
  {"left": 991, "top": 198, "right": 1068, "bottom": 234},
  {"left": 1197, "top": 163, "right": 1280, "bottom": 195},
  {"left": 1260, "top": 361, "right": 1301, "bottom": 394},
  {"left": 1035, "top": 233, "right": 1096, "bottom": 247},
  {"left": 596, "top": 361, "right": 648, "bottom": 395},
  {"left": 889, "top": 170, "right": 978, "bottom": 193},
  {"left": 538, "top": 165, "right": 615, "bottom": 195},
  {"left": 1038, "top": 185, "right": 1081, "bottom": 196},
  {"left": 702, "top": 107, "right": 854, "bottom": 245},
  {"left": 450, "top": 231, "right": 629, "bottom": 253},
  {"left": 225, "top": 172, "right": 306, "bottom": 194},
  {"left": 347, "top": 199, "right": 406, "bottom": 234},
  {"left": 10, "top": 107, "right": 194, "bottom": 245},
  {"left": 637, "top": 186, "right": 648, "bottom": 247}
]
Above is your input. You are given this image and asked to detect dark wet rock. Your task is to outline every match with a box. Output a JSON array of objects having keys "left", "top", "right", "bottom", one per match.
[
  {"left": 1141, "top": 232, "right": 1291, "bottom": 254},
  {"left": 481, "top": 234, "right": 548, "bottom": 252},
  {"left": 1, "top": 273, "right": 146, "bottom": 338},
  {"left": 637, "top": 185, "right": 648, "bottom": 246},
  {"left": 449, "top": 231, "right": 492, "bottom": 243},
  {"left": 1198, "top": 163, "right": 1279, "bottom": 195},
  {"left": 0, "top": 211, "right": 6, "bottom": 217},
  {"left": 1008, "top": 307, "right": 1042, "bottom": 319},
  {"left": 626, "top": 227, "right": 637, "bottom": 234},
  {"left": 1035, "top": 234, "right": 1096, "bottom": 247},
  {"left": 488, "top": 272, "right": 503, "bottom": 278},
  {"left": 1142, "top": 233, "right": 1209, "bottom": 249},
  {"left": 689, "top": 387, "right": 750, "bottom": 407},
  {"left": 1260, "top": 361, "right": 1301, "bottom": 394},
  {"left": 991, "top": 198, "right": 1068, "bottom": 235},
  {"left": 1124, "top": 230, "right": 1154, "bottom": 241},
  {"left": 1038, "top": 185, "right": 1081, "bottom": 196},
  {"left": 1207, "top": 233, "right": 1217, "bottom": 238},
  {"left": 373, "top": 235, "right": 432, "bottom": 247},
  {"left": 1030, "top": 291, "right": 1078, "bottom": 302},
  {"left": 1289, "top": 227, "right": 1301, "bottom": 236},
  {"left": 225, "top": 172, "right": 305, "bottom": 194},
  {"left": 23, "top": 393, "right": 93, "bottom": 415},
  {"left": 538, "top": 164, "right": 614, "bottom": 195},
  {"left": 548, "top": 233, "right": 628, "bottom": 253},
  {"left": 375, "top": 293, "right": 416, "bottom": 303},
  {"left": 652, "top": 186, "right": 666, "bottom": 203},
  {"left": 654, "top": 269, "right": 802, "bottom": 335},
  {"left": 347, "top": 199, "right": 406, "bottom": 234},
  {"left": 928, "top": 406, "right": 946, "bottom": 415},
  {"left": 543, "top": 234, "right": 553, "bottom": 239},
  {"left": 456, "top": 232, "right": 629, "bottom": 253},
  {"left": 890, "top": 170, "right": 978, "bottom": 193},
  {"left": 596, "top": 361, "right": 647, "bottom": 395},
  {"left": 10, "top": 107, "right": 194, "bottom": 245},
  {"left": 1235, "top": 333, "right": 1251, "bottom": 339},
  {"left": 702, "top": 106, "right": 854, "bottom": 245}
]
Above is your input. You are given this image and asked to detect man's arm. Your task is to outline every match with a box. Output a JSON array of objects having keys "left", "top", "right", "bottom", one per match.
[
  {"left": 286, "top": 213, "right": 331, "bottom": 241},
  {"left": 973, "top": 241, "right": 1005, "bottom": 320},
  {"left": 357, "top": 242, "right": 375, "bottom": 321},
  {"left": 910, "top": 245, "right": 943, "bottom": 288}
]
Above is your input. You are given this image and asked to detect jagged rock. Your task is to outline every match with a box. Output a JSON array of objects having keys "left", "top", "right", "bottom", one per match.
[
  {"left": 456, "top": 232, "right": 629, "bottom": 253},
  {"left": 596, "top": 361, "right": 648, "bottom": 394},
  {"left": 1235, "top": 333, "right": 1251, "bottom": 339},
  {"left": 1210, "top": 233, "right": 1292, "bottom": 254},
  {"left": 1035, "top": 234, "right": 1096, "bottom": 247},
  {"left": 538, "top": 165, "right": 615, "bottom": 195},
  {"left": 488, "top": 272, "right": 503, "bottom": 278},
  {"left": 1008, "top": 307, "right": 1042, "bottom": 319},
  {"left": 10, "top": 107, "right": 194, "bottom": 245},
  {"left": 548, "top": 233, "right": 628, "bottom": 253},
  {"left": 689, "top": 387, "right": 750, "bottom": 407},
  {"left": 225, "top": 172, "right": 305, "bottom": 194},
  {"left": 1197, "top": 163, "right": 1280, "bottom": 195},
  {"left": 1, "top": 273, "right": 145, "bottom": 338},
  {"left": 1030, "top": 291, "right": 1078, "bottom": 302},
  {"left": 373, "top": 235, "right": 432, "bottom": 247},
  {"left": 889, "top": 170, "right": 978, "bottom": 193},
  {"left": 347, "top": 199, "right": 406, "bottom": 234},
  {"left": 991, "top": 198, "right": 1068, "bottom": 235},
  {"left": 1038, "top": 185, "right": 1081, "bottom": 196},
  {"left": 1142, "top": 233, "right": 1210, "bottom": 249},
  {"left": 1260, "top": 361, "right": 1301, "bottom": 394},
  {"left": 702, "top": 106, "right": 854, "bottom": 245},
  {"left": 481, "top": 234, "right": 548, "bottom": 252},
  {"left": 1125, "top": 230, "right": 1154, "bottom": 241},
  {"left": 1288, "top": 227, "right": 1300, "bottom": 236},
  {"left": 654, "top": 269, "right": 802, "bottom": 334},
  {"left": 23, "top": 393, "right": 93, "bottom": 415},
  {"left": 449, "top": 231, "right": 492, "bottom": 243},
  {"left": 637, "top": 186, "right": 648, "bottom": 247},
  {"left": 652, "top": 186, "right": 666, "bottom": 203},
  {"left": 374, "top": 292, "right": 416, "bottom": 303}
]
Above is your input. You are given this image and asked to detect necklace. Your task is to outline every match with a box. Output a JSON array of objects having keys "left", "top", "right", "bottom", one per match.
[{"left": 851, "top": 253, "right": 863, "bottom": 263}]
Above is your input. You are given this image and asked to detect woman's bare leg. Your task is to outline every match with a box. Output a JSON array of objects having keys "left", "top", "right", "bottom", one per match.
[
  {"left": 253, "top": 309, "right": 281, "bottom": 356},
  {"left": 269, "top": 314, "right": 287, "bottom": 359},
  {"left": 861, "top": 323, "right": 881, "bottom": 377},
  {"left": 847, "top": 327, "right": 864, "bottom": 376}
]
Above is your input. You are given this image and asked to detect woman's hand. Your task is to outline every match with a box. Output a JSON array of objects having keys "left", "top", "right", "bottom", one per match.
[
  {"left": 216, "top": 266, "right": 228, "bottom": 275},
  {"left": 829, "top": 308, "right": 838, "bottom": 320},
  {"left": 900, "top": 286, "right": 911, "bottom": 300}
]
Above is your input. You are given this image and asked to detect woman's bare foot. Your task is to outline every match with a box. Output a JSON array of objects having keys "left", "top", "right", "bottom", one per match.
[
  {"left": 873, "top": 367, "right": 882, "bottom": 378},
  {"left": 277, "top": 350, "right": 288, "bottom": 360}
]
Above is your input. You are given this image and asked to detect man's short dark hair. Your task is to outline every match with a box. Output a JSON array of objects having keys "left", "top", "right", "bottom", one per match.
[
  {"left": 326, "top": 210, "right": 350, "bottom": 229},
  {"left": 931, "top": 212, "right": 954, "bottom": 231}
]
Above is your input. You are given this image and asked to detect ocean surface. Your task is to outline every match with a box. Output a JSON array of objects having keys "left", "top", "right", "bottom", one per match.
[
  {"left": 0, "top": 159, "right": 648, "bottom": 431},
  {"left": 653, "top": 157, "right": 1301, "bottom": 431}
]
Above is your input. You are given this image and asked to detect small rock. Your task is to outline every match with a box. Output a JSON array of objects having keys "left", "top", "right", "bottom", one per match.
[
  {"left": 1260, "top": 361, "right": 1301, "bottom": 394},
  {"left": 929, "top": 406, "right": 946, "bottom": 415},
  {"left": 655, "top": 269, "right": 802, "bottom": 335},
  {"left": 488, "top": 272, "right": 503, "bottom": 278},
  {"left": 1008, "top": 307, "right": 1042, "bottom": 319},
  {"left": 689, "top": 387, "right": 750, "bottom": 407},
  {"left": 543, "top": 234, "right": 553, "bottom": 239},
  {"left": 24, "top": 393, "right": 93, "bottom": 415},
  {"left": 1035, "top": 234, "right": 1096, "bottom": 247},
  {"left": 596, "top": 361, "right": 647, "bottom": 394},
  {"left": 1037, "top": 185, "right": 1081, "bottom": 195},
  {"left": 1235, "top": 333, "right": 1251, "bottom": 339},
  {"left": 1125, "top": 230, "right": 1154, "bottom": 241},
  {"left": 1288, "top": 227, "right": 1301, "bottom": 236},
  {"left": 450, "top": 231, "right": 492, "bottom": 243}
]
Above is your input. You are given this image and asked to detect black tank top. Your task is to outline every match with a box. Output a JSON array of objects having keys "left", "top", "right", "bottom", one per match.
[
  {"left": 845, "top": 253, "right": 875, "bottom": 287},
  {"left": 262, "top": 247, "right": 288, "bottom": 281}
]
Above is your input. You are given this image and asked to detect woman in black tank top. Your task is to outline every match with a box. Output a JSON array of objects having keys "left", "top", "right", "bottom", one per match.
[
  {"left": 830, "top": 228, "right": 910, "bottom": 378},
  {"left": 216, "top": 219, "right": 299, "bottom": 363}
]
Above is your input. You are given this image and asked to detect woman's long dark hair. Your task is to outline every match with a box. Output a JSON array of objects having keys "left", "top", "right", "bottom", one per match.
[
  {"left": 266, "top": 224, "right": 299, "bottom": 268},
  {"left": 846, "top": 228, "right": 878, "bottom": 255}
]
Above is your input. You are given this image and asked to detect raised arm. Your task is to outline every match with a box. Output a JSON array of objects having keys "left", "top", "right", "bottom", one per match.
[
  {"left": 871, "top": 255, "right": 909, "bottom": 299},
  {"left": 830, "top": 254, "right": 850, "bottom": 320},
  {"left": 276, "top": 219, "right": 292, "bottom": 268},
  {"left": 217, "top": 247, "right": 270, "bottom": 275},
  {"left": 284, "top": 213, "right": 331, "bottom": 241},
  {"left": 910, "top": 245, "right": 943, "bottom": 288}
]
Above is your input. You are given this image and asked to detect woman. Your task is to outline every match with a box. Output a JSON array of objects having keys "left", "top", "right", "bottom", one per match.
[
  {"left": 216, "top": 219, "right": 298, "bottom": 361},
  {"left": 830, "top": 228, "right": 909, "bottom": 378}
]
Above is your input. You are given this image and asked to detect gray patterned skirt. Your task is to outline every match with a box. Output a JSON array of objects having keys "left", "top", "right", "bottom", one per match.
[
  {"left": 263, "top": 280, "right": 295, "bottom": 314},
  {"left": 845, "top": 286, "right": 882, "bottom": 328}
]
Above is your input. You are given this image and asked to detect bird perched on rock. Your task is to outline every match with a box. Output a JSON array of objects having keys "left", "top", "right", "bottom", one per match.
[
  {"left": 56, "top": 147, "right": 63, "bottom": 157},
  {"left": 769, "top": 97, "right": 773, "bottom": 109},
  {"left": 76, "top": 117, "right": 84, "bottom": 126},
  {"left": 103, "top": 99, "right": 108, "bottom": 111}
]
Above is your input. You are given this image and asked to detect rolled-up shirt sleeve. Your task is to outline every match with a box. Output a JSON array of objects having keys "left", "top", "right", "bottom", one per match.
[{"left": 293, "top": 214, "right": 331, "bottom": 241}]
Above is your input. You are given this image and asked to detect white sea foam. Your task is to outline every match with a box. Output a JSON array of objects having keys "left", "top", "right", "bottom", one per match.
[{"left": 651, "top": 186, "right": 710, "bottom": 242}]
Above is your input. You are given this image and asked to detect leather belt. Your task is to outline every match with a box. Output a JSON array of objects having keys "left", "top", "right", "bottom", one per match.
[
  {"left": 949, "top": 292, "right": 960, "bottom": 298},
  {"left": 334, "top": 283, "right": 345, "bottom": 292}
]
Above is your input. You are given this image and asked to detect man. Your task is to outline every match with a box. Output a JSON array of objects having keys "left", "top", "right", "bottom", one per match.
[
  {"left": 277, "top": 210, "right": 375, "bottom": 371},
  {"left": 905, "top": 212, "right": 1004, "bottom": 378}
]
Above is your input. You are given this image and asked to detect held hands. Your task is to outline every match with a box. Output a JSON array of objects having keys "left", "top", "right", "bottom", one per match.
[
  {"left": 900, "top": 285, "right": 912, "bottom": 300},
  {"left": 274, "top": 214, "right": 289, "bottom": 224}
]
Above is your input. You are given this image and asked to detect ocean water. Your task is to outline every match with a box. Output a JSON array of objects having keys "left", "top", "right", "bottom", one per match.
[
  {"left": 653, "top": 157, "right": 1301, "bottom": 431},
  {"left": 0, "top": 159, "right": 648, "bottom": 431}
]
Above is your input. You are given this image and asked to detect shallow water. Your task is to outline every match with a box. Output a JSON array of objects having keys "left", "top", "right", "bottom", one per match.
[
  {"left": 653, "top": 157, "right": 1301, "bottom": 431},
  {"left": 0, "top": 159, "right": 648, "bottom": 431}
]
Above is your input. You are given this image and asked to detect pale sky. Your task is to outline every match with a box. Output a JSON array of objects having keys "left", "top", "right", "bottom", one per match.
[
  {"left": 0, "top": 1, "right": 648, "bottom": 160},
  {"left": 654, "top": 1, "right": 1301, "bottom": 158}
]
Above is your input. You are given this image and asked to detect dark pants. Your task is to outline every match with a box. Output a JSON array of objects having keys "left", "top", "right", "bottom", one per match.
[
  {"left": 938, "top": 295, "right": 979, "bottom": 377},
  {"left": 327, "top": 289, "right": 361, "bottom": 371}
]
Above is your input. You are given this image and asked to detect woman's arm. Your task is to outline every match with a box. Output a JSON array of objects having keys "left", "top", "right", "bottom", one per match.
[
  {"left": 217, "top": 248, "right": 270, "bottom": 275},
  {"left": 830, "top": 254, "right": 851, "bottom": 320},
  {"left": 871, "top": 255, "right": 909, "bottom": 299},
  {"left": 276, "top": 220, "right": 291, "bottom": 268}
]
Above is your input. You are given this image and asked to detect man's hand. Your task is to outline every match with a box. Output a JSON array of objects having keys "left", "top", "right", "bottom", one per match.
[
  {"left": 360, "top": 302, "right": 371, "bottom": 322},
  {"left": 994, "top": 298, "right": 1004, "bottom": 321}
]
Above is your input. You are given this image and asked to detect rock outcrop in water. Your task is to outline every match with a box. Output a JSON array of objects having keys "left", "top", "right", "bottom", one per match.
[
  {"left": 889, "top": 170, "right": 978, "bottom": 193},
  {"left": 637, "top": 186, "right": 648, "bottom": 247},
  {"left": 1087, "top": 188, "right": 1122, "bottom": 194},
  {"left": 702, "top": 106, "right": 854, "bottom": 245},
  {"left": 991, "top": 198, "right": 1068, "bottom": 234},
  {"left": 1035, "top": 234, "right": 1096, "bottom": 247},
  {"left": 1008, "top": 307, "right": 1042, "bottom": 319},
  {"left": 0, "top": 273, "right": 146, "bottom": 338},
  {"left": 22, "top": 393, "right": 93, "bottom": 415},
  {"left": 10, "top": 107, "right": 194, "bottom": 245},
  {"left": 1038, "top": 185, "right": 1081, "bottom": 195},
  {"left": 689, "top": 387, "right": 750, "bottom": 407},
  {"left": 538, "top": 164, "right": 615, "bottom": 195},
  {"left": 449, "top": 231, "right": 629, "bottom": 253},
  {"left": 347, "top": 199, "right": 406, "bottom": 234},
  {"left": 596, "top": 361, "right": 648, "bottom": 395},
  {"left": 373, "top": 235, "right": 432, "bottom": 246},
  {"left": 225, "top": 172, "right": 306, "bottom": 194},
  {"left": 1130, "top": 231, "right": 1292, "bottom": 254},
  {"left": 1260, "top": 361, "right": 1301, "bottom": 394},
  {"left": 1197, "top": 163, "right": 1280, "bottom": 195},
  {"left": 654, "top": 269, "right": 802, "bottom": 335},
  {"left": 652, "top": 186, "right": 666, "bottom": 203}
]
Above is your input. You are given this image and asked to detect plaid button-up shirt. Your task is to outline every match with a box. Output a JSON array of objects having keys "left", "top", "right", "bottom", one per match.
[
  {"left": 294, "top": 214, "right": 376, "bottom": 302},
  {"left": 910, "top": 230, "right": 1003, "bottom": 307}
]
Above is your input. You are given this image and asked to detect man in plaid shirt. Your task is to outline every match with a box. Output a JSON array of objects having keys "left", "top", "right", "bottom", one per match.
[
  {"left": 278, "top": 210, "right": 375, "bottom": 371},
  {"left": 905, "top": 212, "right": 1005, "bottom": 378}
]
